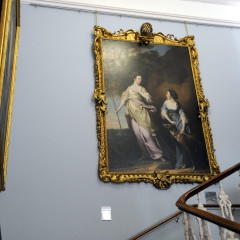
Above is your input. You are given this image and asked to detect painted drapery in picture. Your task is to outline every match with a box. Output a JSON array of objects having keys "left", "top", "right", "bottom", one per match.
[{"left": 94, "top": 24, "right": 220, "bottom": 189}]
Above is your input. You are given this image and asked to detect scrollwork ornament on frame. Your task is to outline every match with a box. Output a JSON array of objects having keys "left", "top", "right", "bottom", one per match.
[
  {"left": 93, "top": 88, "right": 107, "bottom": 112},
  {"left": 94, "top": 23, "right": 220, "bottom": 190},
  {"left": 153, "top": 171, "right": 172, "bottom": 190}
]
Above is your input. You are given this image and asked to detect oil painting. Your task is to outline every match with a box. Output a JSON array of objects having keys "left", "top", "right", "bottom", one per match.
[{"left": 94, "top": 24, "right": 220, "bottom": 189}]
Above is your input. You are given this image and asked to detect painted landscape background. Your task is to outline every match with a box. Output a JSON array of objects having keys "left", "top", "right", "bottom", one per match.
[{"left": 102, "top": 39, "right": 210, "bottom": 173}]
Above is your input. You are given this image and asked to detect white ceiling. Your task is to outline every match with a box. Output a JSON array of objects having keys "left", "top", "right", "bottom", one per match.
[
  {"left": 184, "top": 0, "right": 240, "bottom": 5},
  {"left": 21, "top": 0, "right": 240, "bottom": 27}
]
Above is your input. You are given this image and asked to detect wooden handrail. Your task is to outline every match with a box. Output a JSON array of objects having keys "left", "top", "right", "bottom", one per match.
[
  {"left": 176, "top": 162, "right": 240, "bottom": 234},
  {"left": 129, "top": 211, "right": 182, "bottom": 240},
  {"left": 129, "top": 204, "right": 240, "bottom": 239}
]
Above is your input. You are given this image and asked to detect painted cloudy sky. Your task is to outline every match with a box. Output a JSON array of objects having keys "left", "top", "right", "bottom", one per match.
[{"left": 102, "top": 39, "right": 199, "bottom": 130}]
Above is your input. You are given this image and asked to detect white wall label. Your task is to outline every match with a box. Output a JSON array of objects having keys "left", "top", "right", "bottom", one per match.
[{"left": 101, "top": 206, "right": 112, "bottom": 221}]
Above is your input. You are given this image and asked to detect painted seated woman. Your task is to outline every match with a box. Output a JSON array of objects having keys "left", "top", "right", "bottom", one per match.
[{"left": 161, "top": 89, "right": 192, "bottom": 169}]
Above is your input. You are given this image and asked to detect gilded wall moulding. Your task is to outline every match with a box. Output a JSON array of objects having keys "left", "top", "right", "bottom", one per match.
[{"left": 0, "top": 0, "right": 20, "bottom": 191}]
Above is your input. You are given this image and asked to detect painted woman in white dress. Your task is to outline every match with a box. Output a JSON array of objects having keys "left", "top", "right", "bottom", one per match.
[{"left": 116, "top": 74, "right": 165, "bottom": 161}]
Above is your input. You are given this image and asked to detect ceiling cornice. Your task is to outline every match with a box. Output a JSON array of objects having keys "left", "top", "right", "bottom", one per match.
[
  {"left": 183, "top": 0, "right": 240, "bottom": 6},
  {"left": 21, "top": 0, "right": 240, "bottom": 28}
]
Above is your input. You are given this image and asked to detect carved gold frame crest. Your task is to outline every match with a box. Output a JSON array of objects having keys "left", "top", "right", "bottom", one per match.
[{"left": 94, "top": 24, "right": 220, "bottom": 190}]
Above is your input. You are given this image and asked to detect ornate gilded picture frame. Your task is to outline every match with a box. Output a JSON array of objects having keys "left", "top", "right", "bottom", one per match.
[
  {"left": 94, "top": 24, "right": 220, "bottom": 189},
  {"left": 0, "top": 0, "right": 20, "bottom": 191}
]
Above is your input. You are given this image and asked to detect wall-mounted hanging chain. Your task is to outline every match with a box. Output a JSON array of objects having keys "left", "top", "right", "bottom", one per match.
[
  {"left": 95, "top": 11, "right": 98, "bottom": 26},
  {"left": 185, "top": 21, "right": 189, "bottom": 36}
]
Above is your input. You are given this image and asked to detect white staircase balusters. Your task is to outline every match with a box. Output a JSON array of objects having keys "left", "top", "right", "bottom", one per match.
[
  {"left": 196, "top": 193, "right": 213, "bottom": 240},
  {"left": 218, "top": 181, "right": 238, "bottom": 240},
  {"left": 183, "top": 212, "right": 197, "bottom": 240}
]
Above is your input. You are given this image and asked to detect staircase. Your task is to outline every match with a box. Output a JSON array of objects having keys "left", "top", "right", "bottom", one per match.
[{"left": 129, "top": 163, "right": 240, "bottom": 240}]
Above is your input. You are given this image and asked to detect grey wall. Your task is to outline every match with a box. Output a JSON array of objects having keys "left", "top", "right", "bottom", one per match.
[{"left": 0, "top": 4, "right": 240, "bottom": 240}]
